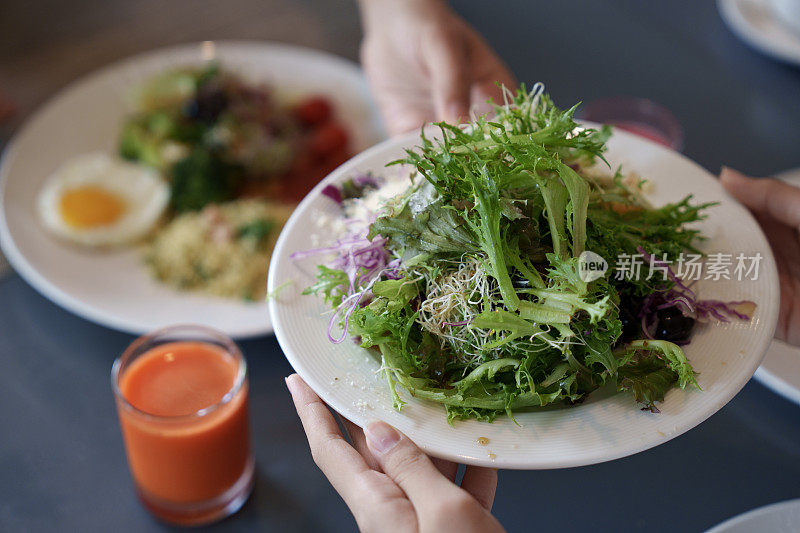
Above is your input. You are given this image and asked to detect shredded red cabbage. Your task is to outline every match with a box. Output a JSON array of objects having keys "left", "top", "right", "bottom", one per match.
[
  {"left": 320, "top": 185, "right": 342, "bottom": 204},
  {"left": 296, "top": 233, "right": 394, "bottom": 343},
  {"left": 320, "top": 173, "right": 380, "bottom": 205},
  {"left": 292, "top": 177, "right": 400, "bottom": 343},
  {"left": 635, "top": 246, "right": 756, "bottom": 341}
]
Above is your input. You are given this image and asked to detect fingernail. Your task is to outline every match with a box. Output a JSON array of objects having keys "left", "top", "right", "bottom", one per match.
[
  {"left": 285, "top": 375, "right": 298, "bottom": 394},
  {"left": 720, "top": 166, "right": 747, "bottom": 183},
  {"left": 365, "top": 420, "right": 401, "bottom": 454}
]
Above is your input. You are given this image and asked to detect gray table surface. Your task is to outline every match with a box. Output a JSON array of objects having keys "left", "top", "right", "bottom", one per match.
[{"left": 2, "top": 1, "right": 800, "bottom": 532}]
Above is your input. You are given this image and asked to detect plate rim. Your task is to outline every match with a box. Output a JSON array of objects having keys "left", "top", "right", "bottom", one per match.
[
  {"left": 268, "top": 126, "right": 780, "bottom": 469},
  {"left": 705, "top": 497, "right": 800, "bottom": 533},
  {"left": 754, "top": 357, "right": 800, "bottom": 407},
  {"left": 718, "top": 0, "right": 800, "bottom": 67},
  {"left": 0, "top": 40, "right": 380, "bottom": 339}
]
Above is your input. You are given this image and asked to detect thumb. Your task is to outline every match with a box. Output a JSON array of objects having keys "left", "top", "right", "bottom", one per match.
[
  {"left": 424, "top": 34, "right": 471, "bottom": 124},
  {"left": 720, "top": 167, "right": 800, "bottom": 228},
  {"left": 364, "top": 421, "right": 460, "bottom": 511},
  {"left": 470, "top": 79, "right": 514, "bottom": 118}
]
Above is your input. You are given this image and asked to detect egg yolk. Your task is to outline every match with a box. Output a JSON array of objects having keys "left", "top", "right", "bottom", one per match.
[{"left": 59, "top": 186, "right": 126, "bottom": 228}]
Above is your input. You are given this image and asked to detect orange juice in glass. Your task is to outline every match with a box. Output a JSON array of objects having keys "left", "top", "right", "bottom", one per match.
[{"left": 112, "top": 325, "right": 254, "bottom": 526}]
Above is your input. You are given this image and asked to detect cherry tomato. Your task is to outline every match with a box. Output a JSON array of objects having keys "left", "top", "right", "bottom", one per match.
[
  {"left": 308, "top": 122, "right": 349, "bottom": 159},
  {"left": 293, "top": 96, "right": 332, "bottom": 126},
  {"left": 277, "top": 153, "right": 315, "bottom": 202},
  {"left": 322, "top": 147, "right": 350, "bottom": 170}
]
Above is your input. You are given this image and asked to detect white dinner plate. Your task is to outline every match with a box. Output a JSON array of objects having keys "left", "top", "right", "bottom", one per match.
[
  {"left": 269, "top": 123, "right": 780, "bottom": 469},
  {"left": 0, "top": 41, "right": 385, "bottom": 338},
  {"left": 706, "top": 499, "right": 800, "bottom": 533},
  {"left": 753, "top": 168, "right": 800, "bottom": 406},
  {"left": 718, "top": 0, "right": 800, "bottom": 67}
]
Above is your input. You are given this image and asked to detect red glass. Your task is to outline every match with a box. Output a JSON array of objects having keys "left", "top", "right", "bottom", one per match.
[{"left": 579, "top": 97, "right": 684, "bottom": 151}]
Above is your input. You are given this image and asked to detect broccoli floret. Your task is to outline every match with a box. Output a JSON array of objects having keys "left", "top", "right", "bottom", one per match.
[{"left": 169, "top": 148, "right": 241, "bottom": 212}]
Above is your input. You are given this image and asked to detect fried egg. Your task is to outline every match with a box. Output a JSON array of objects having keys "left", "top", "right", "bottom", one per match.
[{"left": 38, "top": 152, "right": 169, "bottom": 247}]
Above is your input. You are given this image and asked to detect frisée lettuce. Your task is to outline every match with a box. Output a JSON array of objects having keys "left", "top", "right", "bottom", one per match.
[{"left": 298, "top": 84, "right": 754, "bottom": 423}]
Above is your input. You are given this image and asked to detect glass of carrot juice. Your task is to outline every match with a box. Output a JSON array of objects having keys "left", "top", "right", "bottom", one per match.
[{"left": 111, "top": 325, "right": 254, "bottom": 526}]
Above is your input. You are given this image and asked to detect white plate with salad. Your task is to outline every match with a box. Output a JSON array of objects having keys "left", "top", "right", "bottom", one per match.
[
  {"left": 0, "top": 41, "right": 384, "bottom": 338},
  {"left": 269, "top": 85, "right": 779, "bottom": 468}
]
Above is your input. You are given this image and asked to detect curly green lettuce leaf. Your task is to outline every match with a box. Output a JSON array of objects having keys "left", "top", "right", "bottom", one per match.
[{"left": 615, "top": 339, "right": 699, "bottom": 410}]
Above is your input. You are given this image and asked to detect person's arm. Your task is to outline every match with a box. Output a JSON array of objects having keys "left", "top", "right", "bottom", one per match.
[
  {"left": 720, "top": 167, "right": 800, "bottom": 346},
  {"left": 358, "top": 0, "right": 516, "bottom": 135},
  {"left": 286, "top": 374, "right": 504, "bottom": 533}
]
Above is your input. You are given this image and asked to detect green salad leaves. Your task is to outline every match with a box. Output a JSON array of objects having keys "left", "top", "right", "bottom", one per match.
[{"left": 305, "top": 85, "right": 706, "bottom": 423}]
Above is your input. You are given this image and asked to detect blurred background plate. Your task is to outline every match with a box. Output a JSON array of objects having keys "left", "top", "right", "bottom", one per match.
[
  {"left": 718, "top": 0, "right": 800, "bottom": 66},
  {"left": 706, "top": 498, "right": 800, "bottom": 533},
  {"left": 268, "top": 126, "right": 780, "bottom": 469},
  {"left": 0, "top": 41, "right": 385, "bottom": 338}
]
